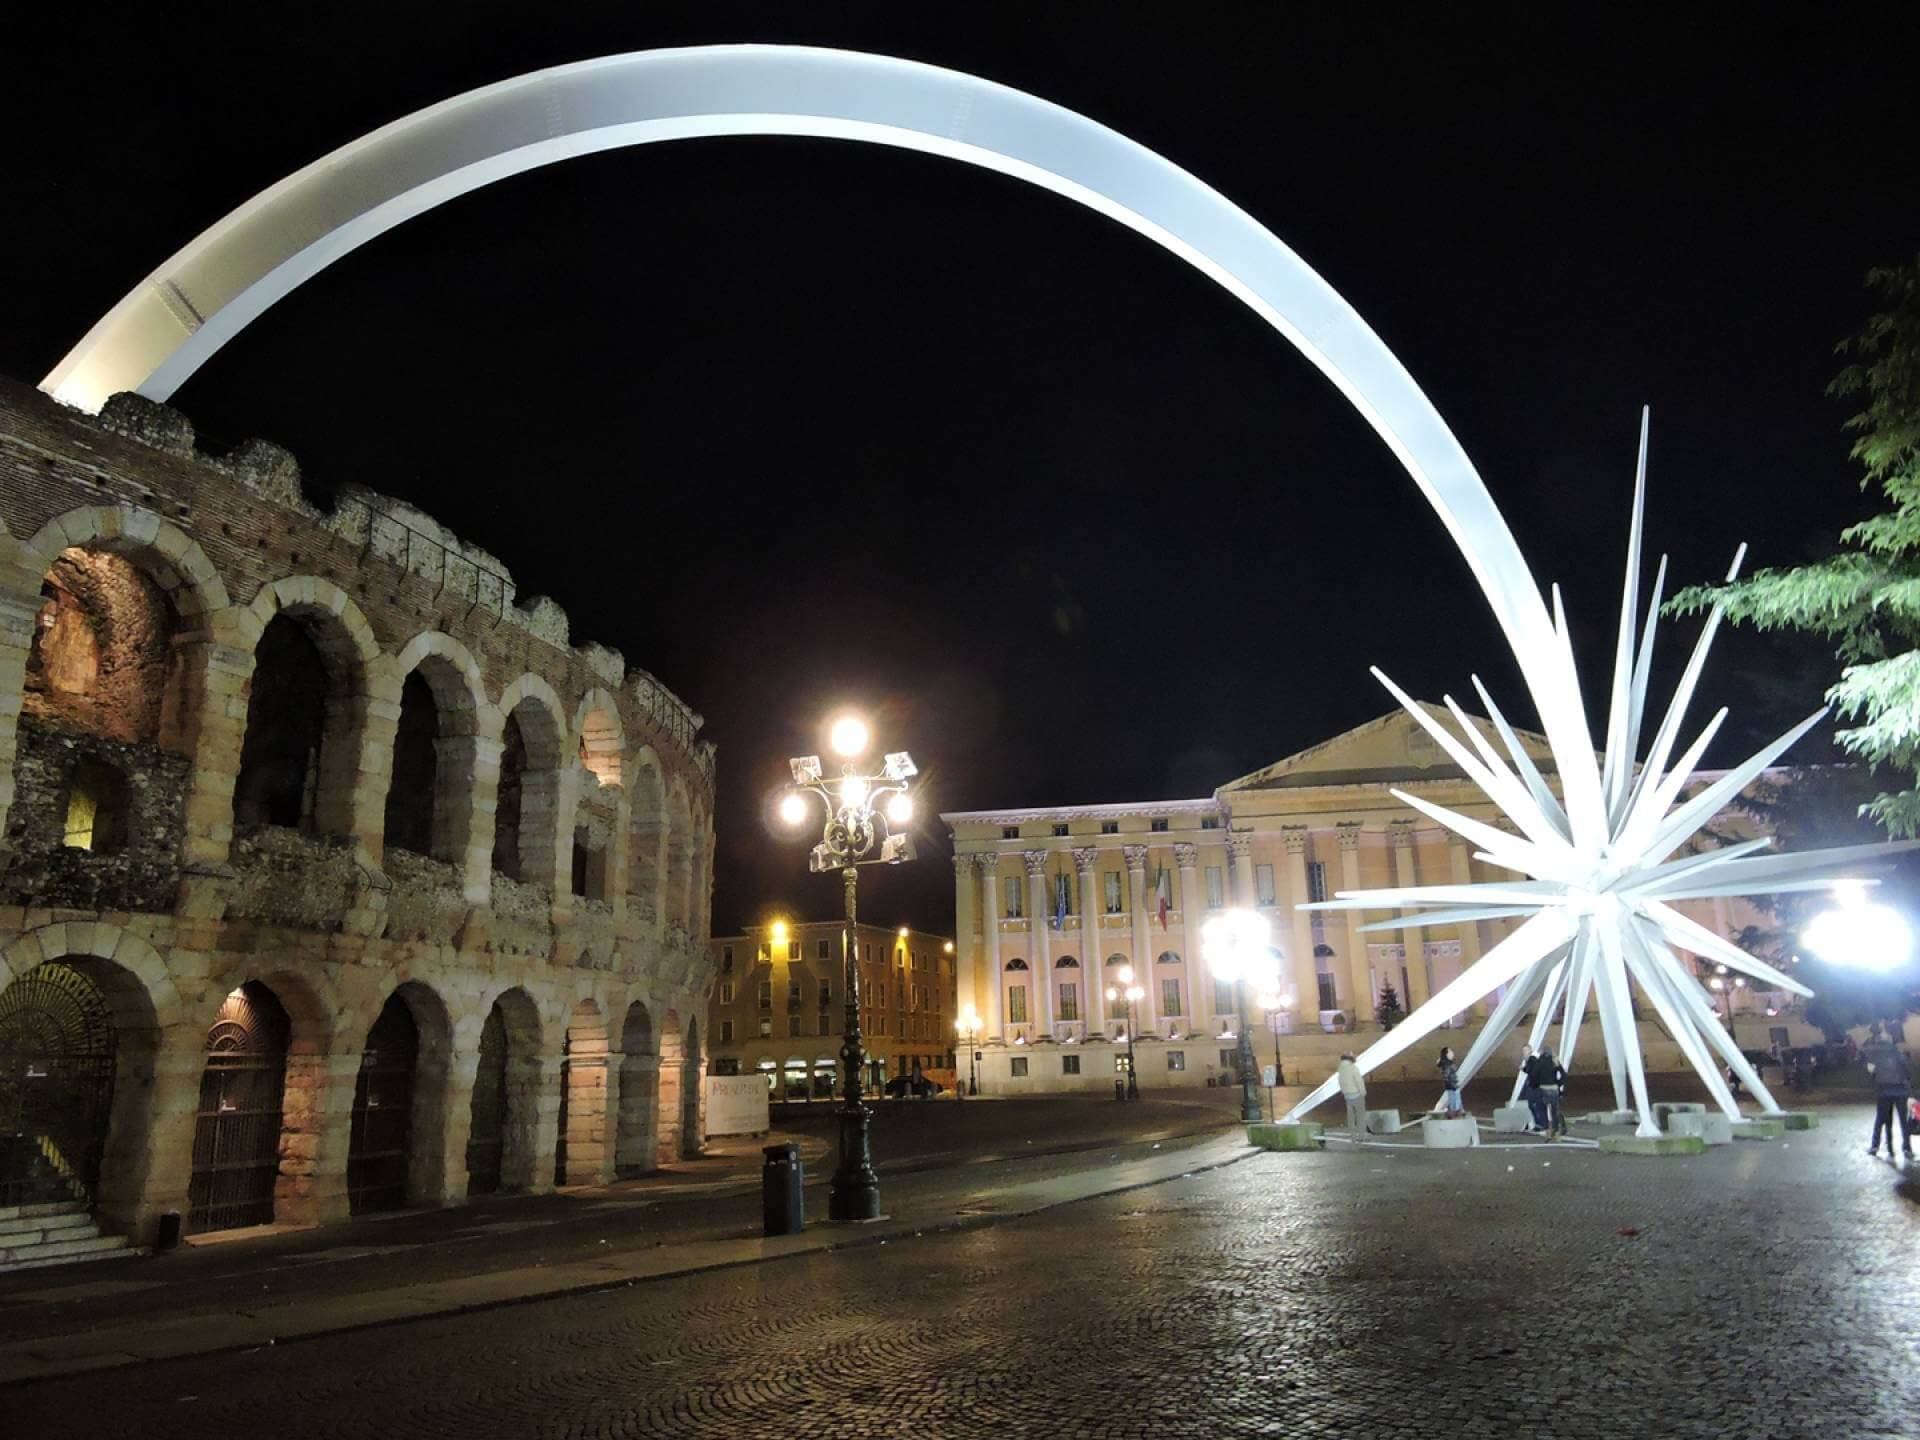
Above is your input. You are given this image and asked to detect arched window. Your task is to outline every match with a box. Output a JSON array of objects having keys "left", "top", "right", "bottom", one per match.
[
  {"left": 492, "top": 690, "right": 564, "bottom": 891},
  {"left": 1054, "top": 956, "right": 1080, "bottom": 968},
  {"left": 234, "top": 615, "right": 329, "bottom": 831},
  {"left": 25, "top": 548, "right": 182, "bottom": 747},
  {"left": 493, "top": 711, "right": 528, "bottom": 879},
  {"left": 384, "top": 671, "right": 440, "bottom": 856},
  {"left": 571, "top": 826, "right": 608, "bottom": 900},
  {"left": 1004, "top": 957, "right": 1029, "bottom": 971},
  {"left": 1106, "top": 954, "right": 1128, "bottom": 968},
  {"left": 62, "top": 758, "right": 130, "bottom": 853}
]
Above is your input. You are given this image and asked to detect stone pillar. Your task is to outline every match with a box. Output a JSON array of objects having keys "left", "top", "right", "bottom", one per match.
[
  {"left": 530, "top": 1053, "right": 564, "bottom": 1191},
  {"left": 1176, "top": 842, "right": 1210, "bottom": 1036},
  {"left": 952, "top": 855, "right": 980, "bottom": 1020},
  {"left": 1229, "top": 831, "right": 1257, "bottom": 908},
  {"left": 0, "top": 584, "right": 39, "bottom": 844},
  {"left": 974, "top": 854, "right": 1003, "bottom": 1040},
  {"left": 437, "top": 732, "right": 501, "bottom": 904},
  {"left": 1389, "top": 821, "right": 1430, "bottom": 1010},
  {"left": 1447, "top": 838, "right": 1490, "bottom": 1019},
  {"left": 102, "top": 1022, "right": 203, "bottom": 1246},
  {"left": 277, "top": 1051, "right": 358, "bottom": 1225},
  {"left": 1074, "top": 847, "right": 1102, "bottom": 1033},
  {"left": 1023, "top": 850, "right": 1053, "bottom": 1033},
  {"left": 346, "top": 678, "right": 401, "bottom": 863},
  {"left": 1281, "top": 827, "right": 1320, "bottom": 1022},
  {"left": 416, "top": 1048, "right": 479, "bottom": 1207},
  {"left": 1338, "top": 824, "right": 1372, "bottom": 1027},
  {"left": 175, "top": 633, "right": 255, "bottom": 869},
  {"left": 1123, "top": 845, "right": 1158, "bottom": 1031}
]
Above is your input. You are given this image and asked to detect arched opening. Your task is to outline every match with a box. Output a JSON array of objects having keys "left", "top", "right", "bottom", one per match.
[
  {"left": 492, "top": 691, "right": 564, "bottom": 893},
  {"left": 657, "top": 1010, "right": 686, "bottom": 1165},
  {"left": 188, "top": 981, "right": 290, "bottom": 1234},
  {"left": 61, "top": 758, "right": 131, "bottom": 854},
  {"left": 664, "top": 788, "right": 693, "bottom": 933},
  {"left": 812, "top": 1055, "right": 836, "bottom": 1100},
  {"left": 577, "top": 706, "right": 622, "bottom": 789},
  {"left": 615, "top": 1000, "right": 657, "bottom": 1176},
  {"left": 234, "top": 613, "right": 341, "bottom": 833},
  {"left": 627, "top": 752, "right": 666, "bottom": 929},
  {"left": 569, "top": 701, "right": 621, "bottom": 909},
  {"left": 782, "top": 1056, "right": 807, "bottom": 1102},
  {"left": 1054, "top": 955, "right": 1081, "bottom": 1024},
  {"left": 681, "top": 1020, "right": 702, "bottom": 1155},
  {"left": 0, "top": 961, "right": 118, "bottom": 1210},
  {"left": 466, "top": 988, "right": 542, "bottom": 1196},
  {"left": 347, "top": 992, "right": 417, "bottom": 1214},
  {"left": 384, "top": 671, "right": 440, "bottom": 857},
  {"left": 571, "top": 826, "right": 608, "bottom": 901},
  {"left": 24, "top": 547, "right": 184, "bottom": 747},
  {"left": 555, "top": 999, "right": 609, "bottom": 1186},
  {"left": 492, "top": 712, "right": 527, "bottom": 879}
]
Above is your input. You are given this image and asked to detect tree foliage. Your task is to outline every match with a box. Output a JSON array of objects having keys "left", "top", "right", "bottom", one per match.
[
  {"left": 1670, "top": 258, "right": 1920, "bottom": 835},
  {"left": 1375, "top": 982, "right": 1404, "bottom": 1031}
]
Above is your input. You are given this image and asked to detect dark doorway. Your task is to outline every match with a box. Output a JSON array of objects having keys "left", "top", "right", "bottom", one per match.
[
  {"left": 466, "top": 1003, "right": 508, "bottom": 1196},
  {"left": 347, "top": 993, "right": 418, "bottom": 1213},
  {"left": 188, "top": 982, "right": 290, "bottom": 1233},
  {"left": 0, "top": 962, "right": 117, "bottom": 1210}
]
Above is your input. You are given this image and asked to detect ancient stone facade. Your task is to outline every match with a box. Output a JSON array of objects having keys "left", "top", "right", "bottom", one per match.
[{"left": 0, "top": 378, "right": 718, "bottom": 1261}]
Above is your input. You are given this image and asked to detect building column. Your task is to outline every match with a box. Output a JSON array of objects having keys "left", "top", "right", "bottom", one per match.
[
  {"left": 1337, "top": 823, "right": 1372, "bottom": 1027},
  {"left": 1024, "top": 850, "right": 1054, "bottom": 1033},
  {"left": 1281, "top": 827, "right": 1319, "bottom": 1023},
  {"left": 1389, "top": 821, "right": 1431, "bottom": 1011},
  {"left": 1075, "top": 848, "right": 1103, "bottom": 1033},
  {"left": 1447, "top": 838, "right": 1490, "bottom": 1019},
  {"left": 1176, "top": 843, "right": 1211, "bottom": 1036},
  {"left": 1123, "top": 845, "right": 1158, "bottom": 1031},
  {"left": 1228, "top": 831, "right": 1257, "bottom": 907},
  {"left": 974, "top": 854, "right": 1003, "bottom": 1040},
  {"left": 953, "top": 854, "right": 980, "bottom": 1022}
]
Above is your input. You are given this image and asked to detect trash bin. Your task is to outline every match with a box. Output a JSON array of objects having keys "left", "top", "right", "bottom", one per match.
[
  {"left": 1115, "top": 1078, "right": 1126, "bottom": 1102},
  {"left": 762, "top": 1142, "right": 805, "bottom": 1236}
]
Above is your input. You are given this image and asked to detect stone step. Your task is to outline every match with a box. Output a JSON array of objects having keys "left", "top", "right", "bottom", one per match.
[
  {"left": 0, "top": 1199, "right": 88, "bottom": 1224},
  {"left": 0, "top": 1209, "right": 96, "bottom": 1243},
  {"left": 0, "top": 1238, "right": 145, "bottom": 1273},
  {"left": 0, "top": 1229, "right": 133, "bottom": 1271}
]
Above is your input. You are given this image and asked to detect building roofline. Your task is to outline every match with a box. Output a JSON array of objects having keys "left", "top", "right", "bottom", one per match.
[{"left": 939, "top": 797, "right": 1218, "bottom": 826}]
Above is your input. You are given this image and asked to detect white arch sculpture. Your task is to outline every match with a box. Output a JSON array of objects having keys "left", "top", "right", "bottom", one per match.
[{"left": 44, "top": 45, "right": 1896, "bottom": 1136}]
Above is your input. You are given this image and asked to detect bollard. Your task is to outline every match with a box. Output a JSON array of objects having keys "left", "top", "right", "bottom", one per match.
[
  {"left": 1115, "top": 1078, "right": 1126, "bottom": 1101},
  {"left": 762, "top": 1142, "right": 805, "bottom": 1236}
]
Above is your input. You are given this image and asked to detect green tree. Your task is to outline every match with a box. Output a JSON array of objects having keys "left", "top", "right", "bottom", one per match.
[
  {"left": 1375, "top": 982, "right": 1404, "bottom": 1031},
  {"left": 1670, "top": 258, "right": 1920, "bottom": 836}
]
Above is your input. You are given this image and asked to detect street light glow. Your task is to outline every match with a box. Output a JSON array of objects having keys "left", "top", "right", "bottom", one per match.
[
  {"left": 778, "top": 792, "right": 809, "bottom": 826},
  {"left": 840, "top": 774, "right": 869, "bottom": 808},
  {"left": 1202, "top": 909, "right": 1274, "bottom": 985},
  {"left": 1803, "top": 881, "right": 1914, "bottom": 974},
  {"left": 886, "top": 792, "right": 914, "bottom": 825},
  {"left": 1116, "top": 964, "right": 1134, "bottom": 986},
  {"left": 830, "top": 715, "right": 870, "bottom": 758}
]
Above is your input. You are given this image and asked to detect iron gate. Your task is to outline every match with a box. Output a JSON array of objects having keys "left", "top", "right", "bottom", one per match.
[
  {"left": 465, "top": 1005, "right": 508, "bottom": 1195},
  {"left": 554, "top": 1050, "right": 570, "bottom": 1187},
  {"left": 0, "top": 962, "right": 117, "bottom": 1210},
  {"left": 347, "top": 994, "right": 417, "bottom": 1214},
  {"left": 188, "top": 983, "right": 290, "bottom": 1233}
]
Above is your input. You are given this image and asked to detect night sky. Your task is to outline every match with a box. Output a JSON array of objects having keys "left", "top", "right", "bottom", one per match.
[{"left": 5, "top": 6, "right": 1917, "bottom": 934}]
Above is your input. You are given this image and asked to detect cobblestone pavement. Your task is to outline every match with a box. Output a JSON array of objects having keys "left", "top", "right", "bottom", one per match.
[{"left": 10, "top": 1103, "right": 1917, "bottom": 1438}]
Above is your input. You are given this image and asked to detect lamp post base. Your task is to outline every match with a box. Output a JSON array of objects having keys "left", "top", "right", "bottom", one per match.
[{"left": 828, "top": 1101, "right": 882, "bottom": 1222}]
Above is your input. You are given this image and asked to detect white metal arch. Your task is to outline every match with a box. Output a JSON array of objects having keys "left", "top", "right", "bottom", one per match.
[{"left": 42, "top": 43, "right": 1586, "bottom": 778}]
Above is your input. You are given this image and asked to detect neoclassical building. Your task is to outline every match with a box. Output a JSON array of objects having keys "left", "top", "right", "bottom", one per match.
[
  {"left": 944, "top": 708, "right": 1797, "bottom": 1095},
  {"left": 705, "top": 920, "right": 957, "bottom": 1098},
  {"left": 0, "top": 379, "right": 717, "bottom": 1269}
]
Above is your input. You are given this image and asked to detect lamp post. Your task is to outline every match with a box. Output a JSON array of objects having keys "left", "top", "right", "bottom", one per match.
[
  {"left": 1203, "top": 909, "right": 1274, "bottom": 1125},
  {"left": 1105, "top": 965, "right": 1144, "bottom": 1099},
  {"left": 1256, "top": 988, "right": 1289, "bottom": 1121},
  {"left": 955, "top": 1007, "right": 981, "bottom": 1096},
  {"left": 779, "top": 715, "right": 918, "bottom": 1223}
]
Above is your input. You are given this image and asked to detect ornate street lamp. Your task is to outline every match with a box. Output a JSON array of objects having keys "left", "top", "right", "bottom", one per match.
[
  {"left": 1204, "top": 909, "right": 1276, "bottom": 1126},
  {"left": 779, "top": 714, "right": 917, "bottom": 1222},
  {"left": 1105, "top": 965, "right": 1144, "bottom": 1100},
  {"left": 955, "top": 1006, "right": 981, "bottom": 1096},
  {"left": 1255, "top": 987, "right": 1290, "bottom": 1121}
]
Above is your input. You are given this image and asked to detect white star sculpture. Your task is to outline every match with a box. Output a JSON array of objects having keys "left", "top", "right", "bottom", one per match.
[{"left": 1284, "top": 413, "right": 1908, "bottom": 1137}]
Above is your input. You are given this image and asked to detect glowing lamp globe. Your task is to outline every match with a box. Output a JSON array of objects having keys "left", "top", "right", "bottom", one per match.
[
  {"left": 886, "top": 793, "right": 914, "bottom": 825},
  {"left": 778, "top": 792, "right": 808, "bottom": 826},
  {"left": 830, "top": 715, "right": 870, "bottom": 758},
  {"left": 1803, "top": 882, "right": 1913, "bottom": 974}
]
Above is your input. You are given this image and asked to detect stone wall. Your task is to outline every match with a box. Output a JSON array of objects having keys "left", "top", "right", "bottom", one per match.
[{"left": 0, "top": 377, "right": 720, "bottom": 1257}]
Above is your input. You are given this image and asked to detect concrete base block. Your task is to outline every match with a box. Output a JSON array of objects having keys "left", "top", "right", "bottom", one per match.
[
  {"left": 1248, "top": 1122, "right": 1323, "bottom": 1151},
  {"left": 1493, "top": 1104, "right": 1532, "bottom": 1133},
  {"left": 1600, "top": 1133, "right": 1706, "bottom": 1157},
  {"left": 1779, "top": 1111, "right": 1819, "bottom": 1131},
  {"left": 1655, "top": 1102, "right": 1705, "bottom": 1129},
  {"left": 1365, "top": 1109, "right": 1403, "bottom": 1135},
  {"left": 1422, "top": 1115, "right": 1479, "bottom": 1149},
  {"left": 1730, "top": 1116, "right": 1785, "bottom": 1140},
  {"left": 1582, "top": 1111, "right": 1639, "bottom": 1126},
  {"left": 1666, "top": 1112, "right": 1732, "bottom": 1145}
]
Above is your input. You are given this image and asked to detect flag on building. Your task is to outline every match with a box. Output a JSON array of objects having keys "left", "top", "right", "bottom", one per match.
[
  {"left": 1054, "top": 866, "right": 1069, "bottom": 930},
  {"left": 1155, "top": 862, "right": 1171, "bottom": 930}
]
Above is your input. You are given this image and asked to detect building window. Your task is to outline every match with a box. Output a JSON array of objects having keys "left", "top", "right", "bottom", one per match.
[
  {"left": 720, "top": 1019, "right": 734, "bottom": 1043},
  {"left": 817, "top": 938, "right": 830, "bottom": 960},
  {"left": 1104, "top": 872, "right": 1123, "bottom": 914},
  {"left": 820, "top": 1015, "right": 832, "bottom": 1036},
  {"left": 788, "top": 941, "right": 800, "bottom": 961},
  {"left": 1054, "top": 871, "right": 1073, "bottom": 918},
  {"left": 788, "top": 982, "right": 802, "bottom": 1009},
  {"left": 1150, "top": 818, "right": 1169, "bottom": 833},
  {"left": 758, "top": 943, "right": 770, "bottom": 962},
  {"left": 1062, "top": 1055, "right": 1081, "bottom": 1075},
  {"left": 787, "top": 1015, "right": 801, "bottom": 1036},
  {"left": 1100, "top": 821, "right": 1119, "bottom": 835},
  {"left": 1010, "top": 1057, "right": 1029, "bottom": 1078},
  {"left": 1307, "top": 861, "right": 1329, "bottom": 904},
  {"left": 1206, "top": 867, "right": 1225, "bottom": 909},
  {"left": 759, "top": 1017, "right": 772, "bottom": 1038},
  {"left": 819, "top": 982, "right": 832, "bottom": 1007},
  {"left": 874, "top": 1014, "right": 886, "bottom": 1036},
  {"left": 722, "top": 945, "right": 734, "bottom": 972},
  {"left": 721, "top": 982, "right": 735, "bottom": 1005},
  {"left": 1052, "top": 823, "right": 1069, "bottom": 837},
  {"left": 1201, "top": 816, "right": 1220, "bottom": 831},
  {"left": 1059, "top": 983, "right": 1079, "bottom": 1021},
  {"left": 1004, "top": 875, "right": 1023, "bottom": 917},
  {"left": 1002, "top": 825, "right": 1020, "bottom": 839},
  {"left": 1162, "top": 979, "right": 1182, "bottom": 1016},
  {"left": 876, "top": 983, "right": 887, "bottom": 1008},
  {"left": 1214, "top": 980, "right": 1234, "bottom": 1015},
  {"left": 1318, "top": 973, "right": 1339, "bottom": 1011},
  {"left": 1008, "top": 986, "right": 1028, "bottom": 1023},
  {"left": 1167, "top": 1050, "right": 1186, "bottom": 1071},
  {"left": 1256, "top": 864, "right": 1277, "bottom": 906},
  {"left": 758, "top": 982, "right": 772, "bottom": 1008}
]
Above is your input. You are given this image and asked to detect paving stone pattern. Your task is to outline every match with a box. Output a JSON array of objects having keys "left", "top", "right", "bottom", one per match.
[{"left": 9, "top": 1105, "right": 1918, "bottom": 1438}]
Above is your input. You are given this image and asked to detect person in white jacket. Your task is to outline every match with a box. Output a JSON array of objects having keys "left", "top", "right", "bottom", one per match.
[{"left": 1336, "top": 1053, "right": 1367, "bottom": 1142}]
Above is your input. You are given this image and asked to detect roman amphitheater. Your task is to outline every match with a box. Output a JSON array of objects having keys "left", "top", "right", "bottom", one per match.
[{"left": 0, "top": 377, "right": 717, "bottom": 1268}]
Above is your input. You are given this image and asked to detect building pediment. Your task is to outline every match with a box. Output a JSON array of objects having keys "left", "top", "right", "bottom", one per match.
[{"left": 1216, "top": 703, "right": 1558, "bottom": 793}]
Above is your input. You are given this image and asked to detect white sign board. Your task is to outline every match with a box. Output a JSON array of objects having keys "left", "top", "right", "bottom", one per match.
[
  {"left": 705, "top": 1074, "right": 770, "bottom": 1137},
  {"left": 1261, "top": 1065, "right": 1278, "bottom": 1088}
]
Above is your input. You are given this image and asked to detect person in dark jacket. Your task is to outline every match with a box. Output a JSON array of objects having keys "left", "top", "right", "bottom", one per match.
[
  {"left": 1532, "top": 1045, "right": 1567, "bottom": 1138},
  {"left": 1436, "top": 1046, "right": 1462, "bottom": 1117},
  {"left": 1864, "top": 1028, "right": 1914, "bottom": 1159},
  {"left": 1520, "top": 1044, "right": 1549, "bottom": 1131}
]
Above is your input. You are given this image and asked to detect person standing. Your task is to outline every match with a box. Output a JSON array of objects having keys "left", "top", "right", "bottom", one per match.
[
  {"left": 1864, "top": 1026, "right": 1914, "bottom": 1159},
  {"left": 1520, "top": 1043, "right": 1548, "bottom": 1132},
  {"left": 1336, "top": 1052, "right": 1368, "bottom": 1143},
  {"left": 1533, "top": 1044, "right": 1567, "bottom": 1139},
  {"left": 1437, "top": 1046, "right": 1462, "bottom": 1117}
]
